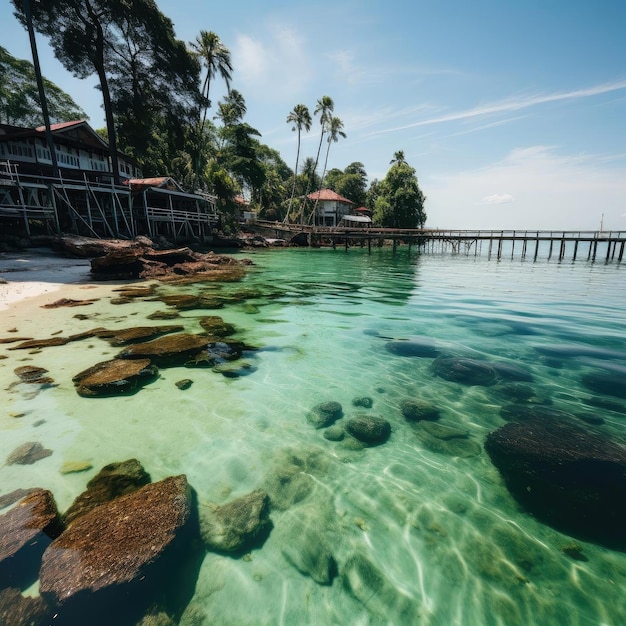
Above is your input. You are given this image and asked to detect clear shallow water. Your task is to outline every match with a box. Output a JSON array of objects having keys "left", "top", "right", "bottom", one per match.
[{"left": 1, "top": 247, "right": 626, "bottom": 625}]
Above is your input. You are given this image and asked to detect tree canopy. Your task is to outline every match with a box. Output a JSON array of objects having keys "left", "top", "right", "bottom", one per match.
[
  {"left": 0, "top": 45, "right": 86, "bottom": 126},
  {"left": 372, "top": 154, "right": 427, "bottom": 228}
]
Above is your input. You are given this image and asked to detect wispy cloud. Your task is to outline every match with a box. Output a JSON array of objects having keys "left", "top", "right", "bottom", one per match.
[
  {"left": 480, "top": 193, "right": 515, "bottom": 205},
  {"left": 371, "top": 79, "right": 626, "bottom": 136}
]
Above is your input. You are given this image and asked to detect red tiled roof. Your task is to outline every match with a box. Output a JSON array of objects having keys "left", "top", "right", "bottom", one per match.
[
  {"left": 354, "top": 206, "right": 371, "bottom": 213},
  {"left": 306, "top": 188, "right": 354, "bottom": 204}
]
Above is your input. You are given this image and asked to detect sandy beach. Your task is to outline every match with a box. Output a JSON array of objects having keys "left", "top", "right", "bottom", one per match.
[{"left": 0, "top": 248, "right": 95, "bottom": 310}]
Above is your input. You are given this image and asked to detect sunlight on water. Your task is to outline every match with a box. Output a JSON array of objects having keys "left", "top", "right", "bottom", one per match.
[{"left": 1, "top": 247, "right": 626, "bottom": 625}]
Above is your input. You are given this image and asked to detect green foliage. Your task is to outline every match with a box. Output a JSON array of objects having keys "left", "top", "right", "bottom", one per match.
[
  {"left": 0, "top": 45, "right": 86, "bottom": 126},
  {"left": 372, "top": 155, "right": 427, "bottom": 228},
  {"left": 322, "top": 162, "right": 367, "bottom": 206}
]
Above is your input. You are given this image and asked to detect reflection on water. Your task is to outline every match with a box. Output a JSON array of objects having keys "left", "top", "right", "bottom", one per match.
[{"left": 1, "top": 248, "right": 626, "bottom": 625}]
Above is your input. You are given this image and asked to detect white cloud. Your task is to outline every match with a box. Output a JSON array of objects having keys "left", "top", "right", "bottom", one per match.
[
  {"left": 426, "top": 146, "right": 626, "bottom": 230},
  {"left": 481, "top": 194, "right": 514, "bottom": 205},
  {"left": 372, "top": 79, "right": 626, "bottom": 137}
]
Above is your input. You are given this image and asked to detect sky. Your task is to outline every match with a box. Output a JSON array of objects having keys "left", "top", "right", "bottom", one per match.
[{"left": 2, "top": 0, "right": 625, "bottom": 230}]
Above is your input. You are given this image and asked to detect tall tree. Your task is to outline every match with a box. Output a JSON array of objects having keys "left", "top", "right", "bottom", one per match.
[
  {"left": 285, "top": 103, "right": 311, "bottom": 222},
  {"left": 191, "top": 30, "right": 232, "bottom": 133},
  {"left": 373, "top": 153, "right": 426, "bottom": 228},
  {"left": 0, "top": 45, "right": 86, "bottom": 126},
  {"left": 320, "top": 116, "right": 346, "bottom": 186},
  {"left": 12, "top": 0, "right": 198, "bottom": 183},
  {"left": 216, "top": 89, "right": 247, "bottom": 127}
]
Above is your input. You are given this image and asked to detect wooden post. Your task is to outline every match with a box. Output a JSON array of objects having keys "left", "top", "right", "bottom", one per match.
[
  {"left": 592, "top": 240, "right": 598, "bottom": 261},
  {"left": 534, "top": 235, "right": 539, "bottom": 261},
  {"left": 573, "top": 240, "right": 579, "bottom": 261},
  {"left": 618, "top": 241, "right": 624, "bottom": 262},
  {"left": 497, "top": 237, "right": 503, "bottom": 260},
  {"left": 559, "top": 238, "right": 566, "bottom": 261},
  {"left": 368, "top": 236, "right": 371, "bottom": 254},
  {"left": 488, "top": 238, "right": 493, "bottom": 259},
  {"left": 393, "top": 239, "right": 397, "bottom": 254},
  {"left": 548, "top": 239, "right": 554, "bottom": 260}
]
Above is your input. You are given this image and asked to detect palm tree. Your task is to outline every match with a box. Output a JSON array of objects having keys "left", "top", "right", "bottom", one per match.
[
  {"left": 390, "top": 150, "right": 406, "bottom": 166},
  {"left": 303, "top": 95, "right": 333, "bottom": 222},
  {"left": 313, "top": 116, "right": 346, "bottom": 222},
  {"left": 285, "top": 103, "right": 311, "bottom": 222},
  {"left": 191, "top": 30, "right": 233, "bottom": 133}
]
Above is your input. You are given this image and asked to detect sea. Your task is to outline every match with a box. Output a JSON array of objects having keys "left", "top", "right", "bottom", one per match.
[{"left": 1, "top": 243, "right": 625, "bottom": 626}]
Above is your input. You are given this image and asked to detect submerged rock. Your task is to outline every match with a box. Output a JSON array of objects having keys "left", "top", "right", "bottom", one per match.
[
  {"left": 307, "top": 401, "right": 343, "bottom": 429},
  {"left": 485, "top": 418, "right": 626, "bottom": 547},
  {"left": 8, "top": 337, "right": 70, "bottom": 350},
  {"left": 432, "top": 357, "right": 498, "bottom": 386},
  {"left": 198, "top": 316, "right": 236, "bottom": 337},
  {"left": 352, "top": 396, "right": 373, "bottom": 409},
  {"left": 72, "top": 358, "right": 158, "bottom": 397},
  {"left": 489, "top": 362, "right": 534, "bottom": 382},
  {"left": 118, "top": 334, "right": 210, "bottom": 367},
  {"left": 345, "top": 415, "right": 391, "bottom": 445},
  {"left": 582, "top": 370, "right": 626, "bottom": 399},
  {"left": 0, "top": 588, "right": 51, "bottom": 626},
  {"left": 385, "top": 338, "right": 439, "bottom": 358},
  {"left": 0, "top": 489, "right": 64, "bottom": 589},
  {"left": 13, "top": 365, "right": 49, "bottom": 382},
  {"left": 400, "top": 399, "right": 440, "bottom": 421},
  {"left": 39, "top": 475, "right": 200, "bottom": 624},
  {"left": 280, "top": 502, "right": 337, "bottom": 585},
  {"left": 64, "top": 459, "right": 151, "bottom": 526},
  {"left": 6, "top": 442, "right": 52, "bottom": 465},
  {"left": 200, "top": 489, "right": 271, "bottom": 553},
  {"left": 98, "top": 325, "right": 185, "bottom": 346}
]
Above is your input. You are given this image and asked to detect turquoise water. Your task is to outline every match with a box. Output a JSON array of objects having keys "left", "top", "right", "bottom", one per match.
[{"left": 1, "top": 247, "right": 626, "bottom": 625}]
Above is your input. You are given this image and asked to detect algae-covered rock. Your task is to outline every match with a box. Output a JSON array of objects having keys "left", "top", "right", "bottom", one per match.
[
  {"left": 200, "top": 489, "right": 271, "bottom": 553},
  {"left": 352, "top": 396, "right": 373, "bottom": 409},
  {"left": 345, "top": 415, "right": 391, "bottom": 446},
  {"left": 0, "top": 489, "right": 64, "bottom": 589},
  {"left": 40, "top": 476, "right": 199, "bottom": 624},
  {"left": 323, "top": 425, "right": 345, "bottom": 441},
  {"left": 400, "top": 398, "right": 440, "bottom": 421},
  {"left": 307, "top": 401, "right": 343, "bottom": 429},
  {"left": 420, "top": 421, "right": 469, "bottom": 440},
  {"left": 0, "top": 587, "right": 51, "bottom": 626},
  {"left": 72, "top": 358, "right": 158, "bottom": 397},
  {"left": 118, "top": 333, "right": 210, "bottom": 366},
  {"left": 99, "top": 325, "right": 185, "bottom": 346},
  {"left": 198, "top": 316, "right": 236, "bottom": 337},
  {"left": 63, "top": 459, "right": 151, "bottom": 526}
]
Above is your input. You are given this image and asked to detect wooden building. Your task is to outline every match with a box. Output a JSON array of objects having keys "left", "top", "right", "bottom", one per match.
[{"left": 0, "top": 120, "right": 217, "bottom": 241}]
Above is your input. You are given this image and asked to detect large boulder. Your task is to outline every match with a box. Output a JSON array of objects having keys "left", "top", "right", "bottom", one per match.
[
  {"left": 64, "top": 459, "right": 151, "bottom": 526},
  {"left": 385, "top": 338, "right": 439, "bottom": 358},
  {"left": 39, "top": 475, "right": 200, "bottom": 625},
  {"left": 96, "top": 325, "right": 185, "bottom": 346},
  {"left": 0, "top": 489, "right": 64, "bottom": 589},
  {"left": 485, "top": 418, "right": 626, "bottom": 547},
  {"left": 200, "top": 489, "right": 271, "bottom": 553},
  {"left": 0, "top": 588, "right": 51, "bottom": 626},
  {"left": 72, "top": 358, "right": 158, "bottom": 397}
]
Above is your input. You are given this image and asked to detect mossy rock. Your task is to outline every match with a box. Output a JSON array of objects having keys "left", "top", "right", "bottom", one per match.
[
  {"left": 400, "top": 399, "right": 440, "bottom": 421},
  {"left": 432, "top": 357, "right": 498, "bottom": 386},
  {"left": 307, "top": 401, "right": 343, "bottom": 429},
  {"left": 118, "top": 334, "right": 210, "bottom": 367},
  {"left": 198, "top": 316, "right": 236, "bottom": 337},
  {"left": 345, "top": 415, "right": 391, "bottom": 446},
  {"left": 73, "top": 358, "right": 158, "bottom": 397}
]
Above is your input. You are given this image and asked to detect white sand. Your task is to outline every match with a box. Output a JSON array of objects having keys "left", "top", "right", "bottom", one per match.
[{"left": 0, "top": 249, "right": 94, "bottom": 311}]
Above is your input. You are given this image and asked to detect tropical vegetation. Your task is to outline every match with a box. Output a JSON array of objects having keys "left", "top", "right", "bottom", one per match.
[{"left": 9, "top": 1, "right": 426, "bottom": 229}]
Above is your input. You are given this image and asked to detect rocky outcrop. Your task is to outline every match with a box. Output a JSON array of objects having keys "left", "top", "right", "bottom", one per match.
[
  {"left": 0, "top": 588, "right": 51, "bottom": 626},
  {"left": 0, "top": 489, "right": 64, "bottom": 589},
  {"left": 39, "top": 475, "right": 200, "bottom": 625},
  {"left": 96, "top": 325, "right": 185, "bottom": 346},
  {"left": 72, "top": 358, "right": 158, "bottom": 397},
  {"left": 200, "top": 489, "right": 271, "bottom": 553},
  {"left": 89, "top": 241, "right": 251, "bottom": 283},
  {"left": 400, "top": 398, "right": 440, "bottom": 421},
  {"left": 485, "top": 418, "right": 626, "bottom": 547},
  {"left": 63, "top": 459, "right": 151, "bottom": 526}
]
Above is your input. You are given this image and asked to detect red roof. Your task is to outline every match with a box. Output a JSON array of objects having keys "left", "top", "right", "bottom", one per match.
[
  {"left": 306, "top": 188, "right": 354, "bottom": 204},
  {"left": 35, "top": 120, "right": 86, "bottom": 132},
  {"left": 354, "top": 206, "right": 371, "bottom": 213}
]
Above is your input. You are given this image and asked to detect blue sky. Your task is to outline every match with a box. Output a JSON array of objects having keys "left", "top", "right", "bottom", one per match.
[{"left": 2, "top": 0, "right": 625, "bottom": 230}]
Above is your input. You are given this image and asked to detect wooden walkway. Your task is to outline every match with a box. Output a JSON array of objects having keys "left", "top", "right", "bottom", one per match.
[{"left": 253, "top": 221, "right": 626, "bottom": 262}]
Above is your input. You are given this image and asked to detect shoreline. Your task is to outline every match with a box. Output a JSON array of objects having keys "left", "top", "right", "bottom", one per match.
[{"left": 0, "top": 248, "right": 95, "bottom": 311}]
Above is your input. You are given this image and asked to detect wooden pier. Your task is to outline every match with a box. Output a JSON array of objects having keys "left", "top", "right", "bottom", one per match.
[{"left": 253, "top": 221, "right": 626, "bottom": 263}]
